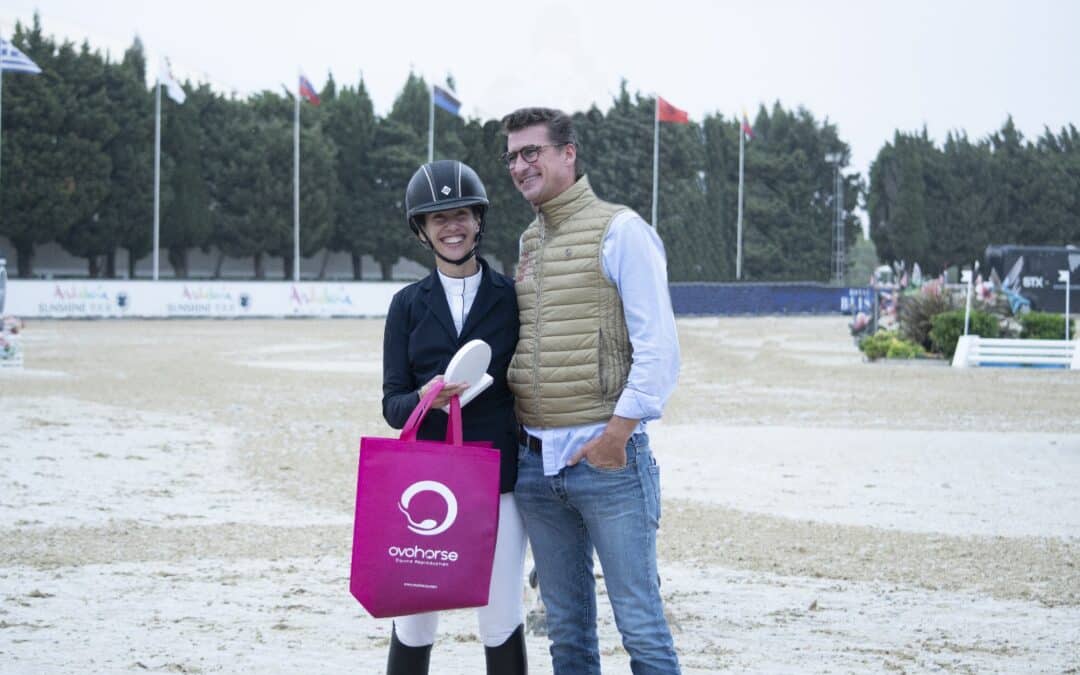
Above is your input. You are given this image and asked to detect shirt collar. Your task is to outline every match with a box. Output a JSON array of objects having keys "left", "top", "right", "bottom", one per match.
[{"left": 437, "top": 266, "right": 482, "bottom": 292}]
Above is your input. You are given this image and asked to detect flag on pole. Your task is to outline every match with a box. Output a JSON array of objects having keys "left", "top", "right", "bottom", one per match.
[
  {"left": 158, "top": 57, "right": 186, "bottom": 103},
  {"left": 657, "top": 96, "right": 689, "bottom": 124},
  {"left": 298, "top": 74, "right": 320, "bottom": 106},
  {"left": 432, "top": 84, "right": 461, "bottom": 115},
  {"left": 741, "top": 109, "right": 755, "bottom": 139},
  {"left": 1, "top": 38, "right": 42, "bottom": 74}
]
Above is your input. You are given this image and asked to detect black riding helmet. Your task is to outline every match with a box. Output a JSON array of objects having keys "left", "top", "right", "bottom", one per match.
[{"left": 405, "top": 160, "right": 489, "bottom": 266}]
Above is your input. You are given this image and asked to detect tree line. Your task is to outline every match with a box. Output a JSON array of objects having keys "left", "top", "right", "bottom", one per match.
[
  {"left": 0, "top": 16, "right": 862, "bottom": 282},
  {"left": 2, "top": 15, "right": 1074, "bottom": 283},
  {"left": 869, "top": 122, "right": 1080, "bottom": 274}
]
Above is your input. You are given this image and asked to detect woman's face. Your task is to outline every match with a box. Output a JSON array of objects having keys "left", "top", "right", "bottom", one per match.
[{"left": 421, "top": 207, "right": 480, "bottom": 261}]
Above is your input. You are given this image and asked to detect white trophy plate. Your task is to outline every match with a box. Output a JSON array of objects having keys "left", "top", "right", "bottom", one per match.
[{"left": 440, "top": 339, "right": 494, "bottom": 412}]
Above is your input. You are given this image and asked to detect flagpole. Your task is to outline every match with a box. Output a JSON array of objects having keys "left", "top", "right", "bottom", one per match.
[
  {"left": 427, "top": 84, "right": 435, "bottom": 164},
  {"left": 651, "top": 97, "right": 660, "bottom": 229},
  {"left": 153, "top": 78, "right": 162, "bottom": 281},
  {"left": 293, "top": 77, "right": 300, "bottom": 283},
  {"left": 736, "top": 119, "right": 745, "bottom": 281},
  {"left": 0, "top": 33, "right": 5, "bottom": 221}
]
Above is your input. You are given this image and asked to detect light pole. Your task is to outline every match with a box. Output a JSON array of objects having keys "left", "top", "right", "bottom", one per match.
[
  {"left": 962, "top": 260, "right": 979, "bottom": 336},
  {"left": 825, "top": 152, "right": 844, "bottom": 284},
  {"left": 1060, "top": 269, "right": 1072, "bottom": 341}
]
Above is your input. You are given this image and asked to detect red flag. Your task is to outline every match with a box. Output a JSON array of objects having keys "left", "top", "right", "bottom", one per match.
[
  {"left": 741, "top": 110, "right": 755, "bottom": 139},
  {"left": 657, "top": 96, "right": 689, "bottom": 124},
  {"left": 299, "top": 74, "right": 320, "bottom": 106}
]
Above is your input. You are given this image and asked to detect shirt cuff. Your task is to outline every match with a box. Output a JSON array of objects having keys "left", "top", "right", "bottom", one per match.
[{"left": 614, "top": 386, "right": 663, "bottom": 422}]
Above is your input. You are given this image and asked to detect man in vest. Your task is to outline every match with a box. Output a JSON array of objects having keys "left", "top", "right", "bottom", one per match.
[{"left": 501, "top": 107, "right": 682, "bottom": 674}]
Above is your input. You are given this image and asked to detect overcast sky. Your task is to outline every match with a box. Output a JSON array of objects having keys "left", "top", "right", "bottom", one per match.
[{"left": 3, "top": 0, "right": 1078, "bottom": 194}]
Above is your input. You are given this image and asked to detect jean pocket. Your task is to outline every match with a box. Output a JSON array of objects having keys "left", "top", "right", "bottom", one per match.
[
  {"left": 580, "top": 436, "right": 639, "bottom": 473},
  {"left": 582, "top": 455, "right": 634, "bottom": 474}
]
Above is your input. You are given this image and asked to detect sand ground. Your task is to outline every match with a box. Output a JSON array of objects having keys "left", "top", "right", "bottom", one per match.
[{"left": 1, "top": 316, "right": 1078, "bottom": 674}]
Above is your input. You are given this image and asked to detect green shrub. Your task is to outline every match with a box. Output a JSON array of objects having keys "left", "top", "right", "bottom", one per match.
[
  {"left": 886, "top": 339, "right": 926, "bottom": 359},
  {"left": 929, "top": 310, "right": 1000, "bottom": 358},
  {"left": 1019, "top": 312, "right": 1076, "bottom": 340},
  {"left": 859, "top": 330, "right": 926, "bottom": 361},
  {"left": 898, "top": 287, "right": 953, "bottom": 349},
  {"left": 859, "top": 330, "right": 895, "bottom": 360}
]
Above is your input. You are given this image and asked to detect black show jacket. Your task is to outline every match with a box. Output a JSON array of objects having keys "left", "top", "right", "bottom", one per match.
[{"left": 381, "top": 257, "right": 520, "bottom": 493}]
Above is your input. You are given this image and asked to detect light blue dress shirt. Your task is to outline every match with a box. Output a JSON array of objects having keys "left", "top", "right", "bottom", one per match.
[{"left": 522, "top": 210, "right": 681, "bottom": 475}]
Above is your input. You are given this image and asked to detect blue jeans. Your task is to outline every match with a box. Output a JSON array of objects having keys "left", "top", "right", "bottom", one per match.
[{"left": 514, "top": 433, "right": 681, "bottom": 675}]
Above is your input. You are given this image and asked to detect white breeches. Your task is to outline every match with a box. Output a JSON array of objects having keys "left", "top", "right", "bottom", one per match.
[{"left": 394, "top": 493, "right": 527, "bottom": 648}]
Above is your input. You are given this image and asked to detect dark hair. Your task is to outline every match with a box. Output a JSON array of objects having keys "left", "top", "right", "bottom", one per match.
[{"left": 500, "top": 107, "right": 581, "bottom": 177}]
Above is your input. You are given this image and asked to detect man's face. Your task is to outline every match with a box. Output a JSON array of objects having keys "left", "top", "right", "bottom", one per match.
[{"left": 506, "top": 124, "right": 576, "bottom": 207}]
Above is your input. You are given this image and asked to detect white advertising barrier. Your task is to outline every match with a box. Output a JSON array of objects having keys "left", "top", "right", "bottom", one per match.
[{"left": 5, "top": 280, "right": 411, "bottom": 318}]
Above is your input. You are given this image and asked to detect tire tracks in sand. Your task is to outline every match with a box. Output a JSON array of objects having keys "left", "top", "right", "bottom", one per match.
[{"left": 4, "top": 502, "right": 1076, "bottom": 608}]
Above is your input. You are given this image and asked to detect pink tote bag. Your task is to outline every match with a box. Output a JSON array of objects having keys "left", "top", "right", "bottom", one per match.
[{"left": 350, "top": 382, "right": 501, "bottom": 618}]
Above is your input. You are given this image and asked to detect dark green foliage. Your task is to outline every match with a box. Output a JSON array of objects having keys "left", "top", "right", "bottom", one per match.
[
  {"left": 736, "top": 104, "right": 861, "bottom": 282},
  {"left": 211, "top": 99, "right": 271, "bottom": 275},
  {"left": 1019, "top": 312, "right": 1075, "bottom": 340},
  {"left": 161, "top": 82, "right": 211, "bottom": 277},
  {"left": 929, "top": 310, "right": 1000, "bottom": 358},
  {"left": 219, "top": 91, "right": 336, "bottom": 279},
  {"left": 369, "top": 116, "right": 425, "bottom": 279},
  {"left": 539, "top": 89, "right": 860, "bottom": 282},
  {"left": 869, "top": 118, "right": 1080, "bottom": 276},
  {"left": 1, "top": 16, "right": 113, "bottom": 277},
  {"left": 5, "top": 14, "right": 1075, "bottom": 282},
  {"left": 322, "top": 76, "right": 377, "bottom": 279},
  {"left": 52, "top": 40, "right": 120, "bottom": 277},
  {"left": 0, "top": 17, "right": 865, "bottom": 281},
  {"left": 101, "top": 39, "right": 153, "bottom": 278}
]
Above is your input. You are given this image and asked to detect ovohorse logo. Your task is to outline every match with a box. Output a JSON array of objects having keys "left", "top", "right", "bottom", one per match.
[{"left": 398, "top": 481, "right": 457, "bottom": 536}]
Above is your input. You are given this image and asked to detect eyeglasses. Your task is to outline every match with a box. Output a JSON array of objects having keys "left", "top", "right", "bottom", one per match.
[{"left": 500, "top": 143, "right": 567, "bottom": 169}]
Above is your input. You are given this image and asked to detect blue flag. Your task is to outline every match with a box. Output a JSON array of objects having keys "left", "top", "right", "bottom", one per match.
[
  {"left": 1, "top": 39, "right": 42, "bottom": 74},
  {"left": 432, "top": 85, "right": 461, "bottom": 116}
]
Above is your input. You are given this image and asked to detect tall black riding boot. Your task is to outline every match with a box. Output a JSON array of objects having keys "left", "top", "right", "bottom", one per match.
[
  {"left": 484, "top": 623, "right": 527, "bottom": 675},
  {"left": 387, "top": 625, "right": 432, "bottom": 675}
]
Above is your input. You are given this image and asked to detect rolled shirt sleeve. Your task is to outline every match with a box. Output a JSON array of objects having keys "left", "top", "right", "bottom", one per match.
[{"left": 602, "top": 211, "right": 681, "bottom": 423}]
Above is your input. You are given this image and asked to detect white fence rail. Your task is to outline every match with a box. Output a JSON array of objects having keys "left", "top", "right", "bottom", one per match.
[{"left": 952, "top": 336, "right": 1079, "bottom": 370}]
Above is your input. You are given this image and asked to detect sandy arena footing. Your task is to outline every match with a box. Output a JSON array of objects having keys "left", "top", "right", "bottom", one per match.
[{"left": 1, "top": 317, "right": 1077, "bottom": 673}]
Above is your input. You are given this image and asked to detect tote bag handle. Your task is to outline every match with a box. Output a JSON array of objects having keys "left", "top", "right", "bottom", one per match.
[{"left": 399, "top": 380, "right": 463, "bottom": 446}]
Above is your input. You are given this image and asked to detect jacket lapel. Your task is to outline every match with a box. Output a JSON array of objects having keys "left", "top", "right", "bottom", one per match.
[
  {"left": 418, "top": 270, "right": 458, "bottom": 344},
  {"left": 460, "top": 258, "right": 506, "bottom": 341}
]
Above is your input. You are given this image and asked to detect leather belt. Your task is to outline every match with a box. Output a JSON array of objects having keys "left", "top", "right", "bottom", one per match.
[{"left": 518, "top": 426, "right": 542, "bottom": 453}]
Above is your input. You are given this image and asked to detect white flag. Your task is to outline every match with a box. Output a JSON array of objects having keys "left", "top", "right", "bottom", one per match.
[
  {"left": 158, "top": 57, "right": 186, "bottom": 104},
  {"left": 1, "top": 38, "right": 42, "bottom": 74}
]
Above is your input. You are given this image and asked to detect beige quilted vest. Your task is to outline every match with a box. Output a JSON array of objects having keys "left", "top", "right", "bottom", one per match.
[{"left": 508, "top": 176, "right": 632, "bottom": 428}]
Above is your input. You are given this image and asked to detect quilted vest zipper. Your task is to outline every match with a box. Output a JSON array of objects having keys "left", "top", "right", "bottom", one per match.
[{"left": 533, "top": 212, "right": 546, "bottom": 425}]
